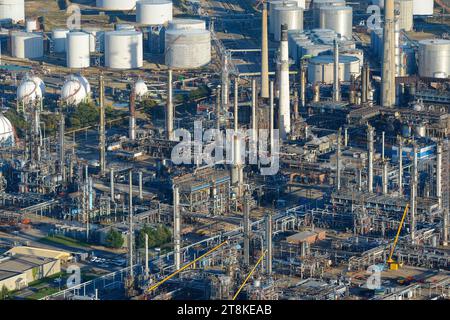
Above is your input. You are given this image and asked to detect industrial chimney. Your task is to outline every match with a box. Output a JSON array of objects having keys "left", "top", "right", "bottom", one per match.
[
  {"left": 261, "top": 2, "right": 269, "bottom": 99},
  {"left": 278, "top": 24, "right": 291, "bottom": 140},
  {"left": 166, "top": 69, "right": 174, "bottom": 141},
  {"left": 381, "top": 0, "right": 396, "bottom": 107}
]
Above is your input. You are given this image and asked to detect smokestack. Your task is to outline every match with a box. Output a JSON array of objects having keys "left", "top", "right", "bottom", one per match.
[
  {"left": 243, "top": 194, "right": 250, "bottom": 266},
  {"left": 261, "top": 2, "right": 269, "bottom": 99},
  {"left": 216, "top": 86, "right": 221, "bottom": 130},
  {"left": 270, "top": 80, "right": 275, "bottom": 149},
  {"left": 333, "top": 39, "right": 340, "bottom": 102},
  {"left": 336, "top": 128, "right": 341, "bottom": 191},
  {"left": 251, "top": 79, "right": 258, "bottom": 160},
  {"left": 278, "top": 24, "right": 291, "bottom": 140},
  {"left": 173, "top": 186, "right": 181, "bottom": 270},
  {"left": 300, "top": 60, "right": 307, "bottom": 110},
  {"left": 410, "top": 144, "right": 418, "bottom": 244},
  {"left": 381, "top": 0, "right": 396, "bottom": 107},
  {"left": 99, "top": 74, "right": 106, "bottom": 176},
  {"left": 110, "top": 168, "right": 115, "bottom": 201},
  {"left": 231, "top": 134, "right": 244, "bottom": 197},
  {"left": 222, "top": 55, "right": 229, "bottom": 110},
  {"left": 383, "top": 161, "right": 388, "bottom": 195},
  {"left": 129, "top": 170, "right": 134, "bottom": 277},
  {"left": 129, "top": 85, "right": 136, "bottom": 141},
  {"left": 437, "top": 143, "right": 442, "bottom": 210},
  {"left": 234, "top": 77, "right": 239, "bottom": 131},
  {"left": 166, "top": 69, "right": 174, "bottom": 140},
  {"left": 265, "top": 212, "right": 272, "bottom": 275},
  {"left": 398, "top": 136, "right": 403, "bottom": 195},
  {"left": 367, "top": 126, "right": 374, "bottom": 193}
]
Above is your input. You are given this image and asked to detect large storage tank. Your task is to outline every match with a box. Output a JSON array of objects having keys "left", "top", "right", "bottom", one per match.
[
  {"left": 312, "top": 0, "right": 346, "bottom": 27},
  {"left": 273, "top": 6, "right": 304, "bottom": 41},
  {"left": 136, "top": 0, "right": 172, "bottom": 25},
  {"left": 165, "top": 29, "right": 211, "bottom": 69},
  {"left": 96, "top": 0, "right": 137, "bottom": 10},
  {"left": 61, "top": 78, "right": 88, "bottom": 106},
  {"left": 302, "top": 44, "right": 332, "bottom": 58},
  {"left": 168, "top": 19, "right": 206, "bottom": 30},
  {"left": 412, "top": 0, "right": 434, "bottom": 16},
  {"left": 0, "top": 114, "right": 15, "bottom": 147},
  {"left": 11, "top": 32, "right": 44, "bottom": 59},
  {"left": 269, "top": 1, "right": 297, "bottom": 35},
  {"left": 319, "top": 6, "right": 352, "bottom": 39},
  {"left": 418, "top": 39, "right": 450, "bottom": 78},
  {"left": 396, "top": 0, "right": 414, "bottom": 31},
  {"left": 66, "top": 32, "right": 91, "bottom": 69},
  {"left": 0, "top": 0, "right": 25, "bottom": 23},
  {"left": 52, "top": 29, "right": 70, "bottom": 53},
  {"left": 17, "top": 77, "right": 43, "bottom": 104},
  {"left": 292, "top": 0, "right": 306, "bottom": 9},
  {"left": 105, "top": 30, "right": 143, "bottom": 69},
  {"left": 308, "top": 55, "right": 360, "bottom": 84}
]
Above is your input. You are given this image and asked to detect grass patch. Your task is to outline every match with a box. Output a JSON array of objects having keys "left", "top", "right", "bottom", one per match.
[
  {"left": 26, "top": 287, "right": 60, "bottom": 300},
  {"left": 38, "top": 235, "right": 90, "bottom": 249},
  {"left": 28, "top": 272, "right": 63, "bottom": 287}
]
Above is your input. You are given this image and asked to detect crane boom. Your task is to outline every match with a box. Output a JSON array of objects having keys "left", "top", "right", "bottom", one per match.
[{"left": 387, "top": 204, "right": 409, "bottom": 268}]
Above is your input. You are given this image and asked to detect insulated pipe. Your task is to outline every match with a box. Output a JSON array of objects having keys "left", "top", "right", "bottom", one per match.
[
  {"left": 243, "top": 195, "right": 250, "bottom": 266},
  {"left": 110, "top": 168, "right": 115, "bottom": 201},
  {"left": 383, "top": 161, "right": 388, "bottom": 195},
  {"left": 138, "top": 171, "right": 143, "bottom": 201}
]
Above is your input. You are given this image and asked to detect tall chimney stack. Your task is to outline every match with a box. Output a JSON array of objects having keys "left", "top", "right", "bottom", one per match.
[
  {"left": 166, "top": 69, "right": 174, "bottom": 140},
  {"left": 333, "top": 39, "right": 340, "bottom": 102},
  {"left": 367, "top": 125, "right": 374, "bottom": 193},
  {"left": 173, "top": 186, "right": 181, "bottom": 270},
  {"left": 261, "top": 2, "right": 269, "bottom": 99},
  {"left": 278, "top": 24, "right": 291, "bottom": 140},
  {"left": 129, "top": 85, "right": 136, "bottom": 141},
  {"left": 381, "top": 0, "right": 396, "bottom": 107},
  {"left": 99, "top": 74, "right": 106, "bottom": 176}
]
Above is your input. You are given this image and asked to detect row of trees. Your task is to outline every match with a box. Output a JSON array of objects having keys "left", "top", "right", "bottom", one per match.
[{"left": 105, "top": 224, "right": 172, "bottom": 250}]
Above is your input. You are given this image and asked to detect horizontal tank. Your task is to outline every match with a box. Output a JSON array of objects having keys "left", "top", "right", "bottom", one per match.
[
  {"left": 273, "top": 6, "right": 304, "bottom": 41},
  {"left": 0, "top": 0, "right": 25, "bottom": 23},
  {"left": 165, "top": 29, "right": 211, "bottom": 69},
  {"left": 396, "top": 0, "right": 414, "bottom": 31},
  {"left": 11, "top": 32, "right": 44, "bottom": 59},
  {"left": 105, "top": 30, "right": 143, "bottom": 69},
  {"left": 412, "top": 0, "right": 434, "bottom": 15},
  {"left": 308, "top": 54, "right": 360, "bottom": 84},
  {"left": 96, "top": 0, "right": 137, "bottom": 10},
  {"left": 168, "top": 19, "right": 206, "bottom": 30},
  {"left": 66, "top": 32, "right": 91, "bottom": 69},
  {"left": 52, "top": 29, "right": 70, "bottom": 53},
  {"left": 418, "top": 39, "right": 450, "bottom": 78},
  {"left": 136, "top": 0, "right": 172, "bottom": 25},
  {"left": 319, "top": 6, "right": 353, "bottom": 39}
]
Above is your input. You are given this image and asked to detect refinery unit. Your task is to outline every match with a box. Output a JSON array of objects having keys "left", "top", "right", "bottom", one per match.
[{"left": 0, "top": 0, "right": 448, "bottom": 302}]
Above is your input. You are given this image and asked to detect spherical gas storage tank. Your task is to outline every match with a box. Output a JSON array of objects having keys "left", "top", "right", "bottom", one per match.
[
  {"left": 0, "top": 114, "right": 15, "bottom": 147},
  {"left": 104, "top": 30, "right": 143, "bottom": 70},
  {"left": 61, "top": 78, "right": 88, "bottom": 106}
]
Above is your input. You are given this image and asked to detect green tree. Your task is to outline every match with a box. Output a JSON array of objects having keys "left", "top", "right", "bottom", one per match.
[
  {"left": 0, "top": 285, "right": 9, "bottom": 300},
  {"left": 136, "top": 224, "right": 171, "bottom": 249},
  {"left": 67, "top": 101, "right": 99, "bottom": 129},
  {"left": 105, "top": 228, "right": 124, "bottom": 249}
]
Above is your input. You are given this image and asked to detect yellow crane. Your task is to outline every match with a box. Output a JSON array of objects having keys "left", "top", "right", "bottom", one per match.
[{"left": 387, "top": 204, "right": 409, "bottom": 270}]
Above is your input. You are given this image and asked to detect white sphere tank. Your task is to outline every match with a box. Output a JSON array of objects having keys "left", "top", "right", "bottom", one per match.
[
  {"left": 17, "top": 78, "right": 43, "bottom": 104},
  {"left": 11, "top": 32, "right": 44, "bottom": 59},
  {"left": 96, "top": 0, "right": 137, "bottom": 10},
  {"left": 105, "top": 30, "right": 143, "bottom": 69},
  {"left": 68, "top": 74, "right": 91, "bottom": 95},
  {"left": 29, "top": 75, "right": 46, "bottom": 95},
  {"left": 0, "top": 114, "right": 15, "bottom": 147},
  {"left": 165, "top": 29, "right": 211, "bottom": 69},
  {"left": 66, "top": 32, "right": 91, "bottom": 68},
  {"left": 134, "top": 79, "right": 148, "bottom": 98},
  {"left": 413, "top": 0, "right": 434, "bottom": 16},
  {"left": 52, "top": 29, "right": 70, "bottom": 53},
  {"left": 61, "top": 79, "right": 88, "bottom": 106},
  {"left": 136, "top": 0, "right": 173, "bottom": 25},
  {"left": 168, "top": 19, "right": 206, "bottom": 31},
  {"left": 0, "top": 0, "right": 25, "bottom": 23}
]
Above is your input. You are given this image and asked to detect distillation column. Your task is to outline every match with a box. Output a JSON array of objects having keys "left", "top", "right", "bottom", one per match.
[
  {"left": 410, "top": 144, "right": 418, "bottom": 244},
  {"left": 437, "top": 143, "right": 442, "bottom": 210},
  {"left": 129, "top": 85, "right": 136, "bottom": 141},
  {"left": 336, "top": 128, "right": 341, "bottom": 191},
  {"left": 367, "top": 126, "right": 374, "bottom": 193},
  {"left": 166, "top": 69, "right": 174, "bottom": 141},
  {"left": 243, "top": 195, "right": 250, "bottom": 267},
  {"left": 173, "top": 186, "right": 181, "bottom": 270},
  {"left": 265, "top": 213, "right": 272, "bottom": 275}
]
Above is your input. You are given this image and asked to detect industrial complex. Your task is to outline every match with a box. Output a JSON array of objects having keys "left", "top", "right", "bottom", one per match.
[{"left": 0, "top": 0, "right": 448, "bottom": 302}]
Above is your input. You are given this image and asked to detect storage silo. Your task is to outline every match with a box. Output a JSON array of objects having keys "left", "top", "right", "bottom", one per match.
[
  {"left": 268, "top": 1, "right": 297, "bottom": 35},
  {"left": 96, "top": 0, "right": 137, "bottom": 10},
  {"left": 312, "top": 0, "right": 346, "bottom": 27},
  {"left": 307, "top": 54, "right": 360, "bottom": 84},
  {"left": 105, "top": 30, "right": 143, "bottom": 69},
  {"left": 168, "top": 19, "right": 206, "bottom": 30},
  {"left": 52, "top": 29, "right": 70, "bottom": 53},
  {"left": 0, "top": 0, "right": 25, "bottom": 23},
  {"left": 396, "top": 0, "right": 414, "bottom": 31},
  {"left": 319, "top": 6, "right": 353, "bottom": 39},
  {"left": 136, "top": 0, "right": 173, "bottom": 25},
  {"left": 412, "top": 0, "right": 434, "bottom": 16},
  {"left": 11, "top": 32, "right": 44, "bottom": 59},
  {"left": 165, "top": 29, "right": 211, "bottom": 69},
  {"left": 273, "top": 6, "right": 304, "bottom": 41},
  {"left": 418, "top": 39, "right": 450, "bottom": 78},
  {"left": 66, "top": 32, "right": 91, "bottom": 69}
]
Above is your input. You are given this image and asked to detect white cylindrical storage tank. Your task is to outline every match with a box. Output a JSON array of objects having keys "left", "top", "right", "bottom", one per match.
[
  {"left": 11, "top": 32, "right": 44, "bottom": 59},
  {"left": 165, "top": 29, "right": 211, "bottom": 69},
  {"left": 168, "top": 19, "right": 206, "bottom": 30},
  {"left": 52, "top": 29, "right": 70, "bottom": 53},
  {"left": 136, "top": 0, "right": 173, "bottom": 25},
  {"left": 312, "top": 0, "right": 346, "bottom": 27},
  {"left": 105, "top": 30, "right": 143, "bottom": 69},
  {"left": 319, "top": 6, "right": 352, "bottom": 39},
  {"left": 418, "top": 39, "right": 450, "bottom": 78},
  {"left": 308, "top": 54, "right": 360, "bottom": 84},
  {"left": 269, "top": 1, "right": 297, "bottom": 35},
  {"left": 302, "top": 44, "right": 332, "bottom": 58},
  {"left": 412, "top": 0, "right": 434, "bottom": 16},
  {"left": 96, "top": 0, "right": 137, "bottom": 10},
  {"left": 273, "top": 7, "right": 304, "bottom": 41},
  {"left": 66, "top": 32, "right": 91, "bottom": 68},
  {"left": 396, "top": 0, "right": 414, "bottom": 31},
  {"left": 0, "top": 0, "right": 25, "bottom": 23},
  {"left": 341, "top": 48, "right": 364, "bottom": 65},
  {"left": 83, "top": 28, "right": 105, "bottom": 53}
]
